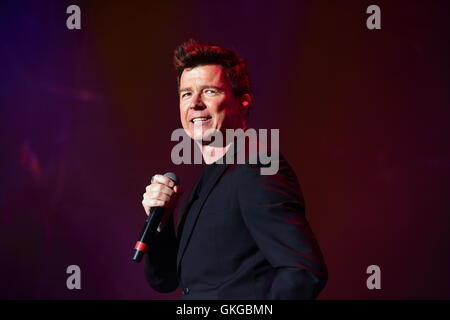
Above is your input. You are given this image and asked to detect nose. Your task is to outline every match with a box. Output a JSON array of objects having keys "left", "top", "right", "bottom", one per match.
[{"left": 189, "top": 93, "right": 206, "bottom": 110}]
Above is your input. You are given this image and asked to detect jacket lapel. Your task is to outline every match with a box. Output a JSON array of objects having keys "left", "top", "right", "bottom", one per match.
[{"left": 176, "top": 163, "right": 230, "bottom": 271}]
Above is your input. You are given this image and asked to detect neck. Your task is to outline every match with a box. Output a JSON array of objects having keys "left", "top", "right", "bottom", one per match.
[
  {"left": 196, "top": 141, "right": 231, "bottom": 164},
  {"left": 195, "top": 123, "right": 247, "bottom": 164}
]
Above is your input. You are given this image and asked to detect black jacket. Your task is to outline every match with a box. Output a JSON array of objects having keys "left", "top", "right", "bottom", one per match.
[{"left": 144, "top": 151, "right": 327, "bottom": 300}]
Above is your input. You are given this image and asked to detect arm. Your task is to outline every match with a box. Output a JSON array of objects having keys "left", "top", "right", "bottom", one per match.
[
  {"left": 143, "top": 215, "right": 179, "bottom": 293},
  {"left": 237, "top": 156, "right": 328, "bottom": 299},
  {"left": 141, "top": 174, "right": 182, "bottom": 293}
]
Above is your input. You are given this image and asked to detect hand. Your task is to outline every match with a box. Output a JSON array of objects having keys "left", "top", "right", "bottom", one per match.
[{"left": 142, "top": 174, "right": 182, "bottom": 217}]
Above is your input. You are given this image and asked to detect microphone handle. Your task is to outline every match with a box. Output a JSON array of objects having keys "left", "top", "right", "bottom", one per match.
[{"left": 132, "top": 206, "right": 164, "bottom": 262}]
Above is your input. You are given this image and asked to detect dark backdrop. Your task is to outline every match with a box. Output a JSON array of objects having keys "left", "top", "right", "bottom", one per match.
[{"left": 1, "top": 0, "right": 449, "bottom": 299}]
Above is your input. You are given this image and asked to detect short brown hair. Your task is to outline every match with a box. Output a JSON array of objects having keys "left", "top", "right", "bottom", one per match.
[{"left": 174, "top": 39, "right": 251, "bottom": 99}]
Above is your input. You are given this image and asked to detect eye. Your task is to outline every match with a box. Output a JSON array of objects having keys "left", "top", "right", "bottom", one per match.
[
  {"left": 204, "top": 88, "right": 218, "bottom": 95},
  {"left": 181, "top": 92, "right": 191, "bottom": 99}
]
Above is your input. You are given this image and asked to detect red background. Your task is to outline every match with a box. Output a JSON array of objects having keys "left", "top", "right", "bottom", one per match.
[{"left": 0, "top": 0, "right": 449, "bottom": 299}]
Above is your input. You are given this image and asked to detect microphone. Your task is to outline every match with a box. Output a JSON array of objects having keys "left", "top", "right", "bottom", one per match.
[{"left": 132, "top": 172, "right": 179, "bottom": 262}]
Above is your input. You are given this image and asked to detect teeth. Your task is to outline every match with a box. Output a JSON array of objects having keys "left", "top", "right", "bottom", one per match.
[{"left": 192, "top": 117, "right": 209, "bottom": 123}]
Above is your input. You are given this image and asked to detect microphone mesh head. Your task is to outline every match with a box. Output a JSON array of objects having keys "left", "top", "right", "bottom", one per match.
[{"left": 164, "top": 172, "right": 179, "bottom": 185}]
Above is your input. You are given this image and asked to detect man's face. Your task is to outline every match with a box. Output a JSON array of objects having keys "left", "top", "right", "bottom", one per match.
[{"left": 179, "top": 64, "right": 244, "bottom": 141}]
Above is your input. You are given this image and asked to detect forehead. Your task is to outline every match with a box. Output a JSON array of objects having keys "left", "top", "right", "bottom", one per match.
[{"left": 179, "top": 64, "right": 228, "bottom": 88}]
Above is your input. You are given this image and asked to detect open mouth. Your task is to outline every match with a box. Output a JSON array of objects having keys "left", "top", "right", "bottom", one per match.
[{"left": 190, "top": 116, "right": 212, "bottom": 123}]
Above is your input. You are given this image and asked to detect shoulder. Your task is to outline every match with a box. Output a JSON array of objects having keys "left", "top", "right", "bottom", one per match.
[
  {"left": 232, "top": 152, "right": 302, "bottom": 195},
  {"left": 223, "top": 130, "right": 303, "bottom": 194}
]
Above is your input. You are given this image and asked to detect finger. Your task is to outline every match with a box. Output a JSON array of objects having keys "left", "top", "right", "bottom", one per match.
[
  {"left": 144, "top": 191, "right": 171, "bottom": 203},
  {"left": 145, "top": 199, "right": 166, "bottom": 208},
  {"left": 152, "top": 174, "right": 175, "bottom": 188},
  {"left": 142, "top": 202, "right": 150, "bottom": 216},
  {"left": 146, "top": 184, "right": 175, "bottom": 197},
  {"left": 142, "top": 199, "right": 166, "bottom": 213}
]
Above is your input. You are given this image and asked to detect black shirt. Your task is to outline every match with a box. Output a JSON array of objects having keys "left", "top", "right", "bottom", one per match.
[
  {"left": 178, "top": 156, "right": 226, "bottom": 292},
  {"left": 192, "top": 162, "right": 218, "bottom": 199}
]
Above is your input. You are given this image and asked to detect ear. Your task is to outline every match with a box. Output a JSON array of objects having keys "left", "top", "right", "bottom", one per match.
[{"left": 240, "top": 93, "right": 252, "bottom": 108}]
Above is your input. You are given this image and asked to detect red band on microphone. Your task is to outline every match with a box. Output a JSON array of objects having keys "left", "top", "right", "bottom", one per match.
[{"left": 135, "top": 241, "right": 149, "bottom": 252}]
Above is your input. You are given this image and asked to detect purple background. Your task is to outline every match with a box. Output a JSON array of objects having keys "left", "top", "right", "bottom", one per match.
[{"left": 1, "top": 0, "right": 449, "bottom": 299}]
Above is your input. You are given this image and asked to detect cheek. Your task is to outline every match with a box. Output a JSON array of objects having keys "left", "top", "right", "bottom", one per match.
[
  {"left": 179, "top": 105, "right": 188, "bottom": 120},
  {"left": 212, "top": 100, "right": 228, "bottom": 116},
  {"left": 213, "top": 110, "right": 226, "bottom": 125},
  {"left": 220, "top": 102, "right": 235, "bottom": 119},
  {"left": 180, "top": 113, "right": 189, "bottom": 129}
]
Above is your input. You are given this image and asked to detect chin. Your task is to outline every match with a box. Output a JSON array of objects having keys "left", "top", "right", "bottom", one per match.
[
  {"left": 184, "top": 129, "right": 202, "bottom": 141},
  {"left": 191, "top": 134, "right": 204, "bottom": 141},
  {"left": 185, "top": 130, "right": 216, "bottom": 144}
]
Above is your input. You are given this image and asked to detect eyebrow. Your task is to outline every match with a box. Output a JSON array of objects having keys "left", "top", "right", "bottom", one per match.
[{"left": 178, "top": 87, "right": 191, "bottom": 94}]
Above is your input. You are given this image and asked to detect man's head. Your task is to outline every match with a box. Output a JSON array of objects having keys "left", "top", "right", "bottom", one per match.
[{"left": 174, "top": 39, "right": 251, "bottom": 141}]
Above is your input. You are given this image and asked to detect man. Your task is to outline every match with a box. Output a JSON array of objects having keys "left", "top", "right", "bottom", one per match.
[{"left": 141, "top": 39, "right": 327, "bottom": 299}]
